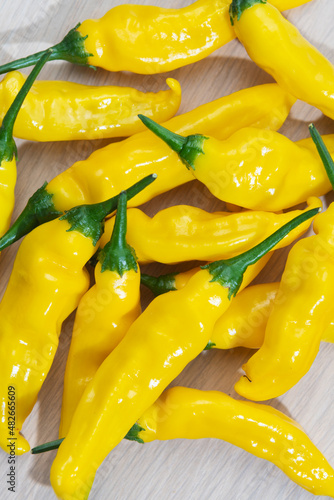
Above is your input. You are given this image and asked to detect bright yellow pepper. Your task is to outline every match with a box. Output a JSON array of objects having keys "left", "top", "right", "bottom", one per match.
[
  {"left": 101, "top": 197, "right": 321, "bottom": 264},
  {"left": 59, "top": 192, "right": 141, "bottom": 437},
  {"left": 0, "top": 83, "right": 295, "bottom": 250},
  {"left": 0, "top": 175, "right": 155, "bottom": 456},
  {"left": 0, "top": 74, "right": 181, "bottom": 141},
  {"left": 137, "top": 387, "right": 334, "bottom": 496},
  {"left": 235, "top": 128, "right": 334, "bottom": 401},
  {"left": 230, "top": 0, "right": 334, "bottom": 119},
  {"left": 0, "top": 52, "right": 51, "bottom": 238},
  {"left": 49, "top": 209, "right": 319, "bottom": 499},
  {"left": 32, "top": 386, "right": 334, "bottom": 496},
  {"left": 0, "top": 1, "right": 311, "bottom": 75},
  {"left": 139, "top": 115, "right": 334, "bottom": 211}
]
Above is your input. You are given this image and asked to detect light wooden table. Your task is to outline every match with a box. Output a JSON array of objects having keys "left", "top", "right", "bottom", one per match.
[{"left": 0, "top": 0, "right": 333, "bottom": 499}]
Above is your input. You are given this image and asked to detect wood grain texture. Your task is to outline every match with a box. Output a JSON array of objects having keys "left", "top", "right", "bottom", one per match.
[{"left": 0, "top": 0, "right": 333, "bottom": 499}]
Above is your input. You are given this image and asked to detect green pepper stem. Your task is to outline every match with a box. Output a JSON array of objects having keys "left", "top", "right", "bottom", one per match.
[
  {"left": 98, "top": 192, "right": 138, "bottom": 276},
  {"left": 138, "top": 114, "right": 187, "bottom": 153},
  {"left": 31, "top": 422, "right": 145, "bottom": 454},
  {"left": 60, "top": 174, "right": 157, "bottom": 245},
  {"left": 204, "top": 207, "right": 320, "bottom": 299},
  {"left": 309, "top": 124, "right": 334, "bottom": 189},
  {"left": 0, "top": 174, "right": 157, "bottom": 252},
  {"left": 141, "top": 272, "right": 178, "bottom": 296},
  {"left": 0, "top": 50, "right": 52, "bottom": 162},
  {"left": 229, "top": 0, "right": 267, "bottom": 25},
  {"left": 138, "top": 114, "right": 207, "bottom": 170},
  {"left": 0, "top": 24, "right": 95, "bottom": 76}
]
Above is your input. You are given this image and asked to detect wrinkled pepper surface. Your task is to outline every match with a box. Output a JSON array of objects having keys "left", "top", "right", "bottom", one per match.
[
  {"left": 0, "top": 83, "right": 295, "bottom": 250},
  {"left": 101, "top": 198, "right": 321, "bottom": 263},
  {"left": 0, "top": 0, "right": 311, "bottom": 75},
  {"left": 139, "top": 115, "right": 334, "bottom": 211},
  {"left": 235, "top": 127, "right": 334, "bottom": 400},
  {"left": 60, "top": 192, "right": 141, "bottom": 437},
  {"left": 49, "top": 209, "right": 319, "bottom": 499},
  {"left": 142, "top": 277, "right": 334, "bottom": 349},
  {"left": 0, "top": 175, "right": 155, "bottom": 455},
  {"left": 0, "top": 75, "right": 181, "bottom": 141},
  {"left": 230, "top": 0, "right": 334, "bottom": 119}
]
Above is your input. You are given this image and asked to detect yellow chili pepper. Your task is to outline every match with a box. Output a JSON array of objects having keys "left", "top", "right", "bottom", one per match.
[
  {"left": 0, "top": 51, "right": 51, "bottom": 238},
  {"left": 0, "top": 175, "right": 155, "bottom": 456},
  {"left": 32, "top": 386, "right": 334, "bottom": 496},
  {"left": 230, "top": 0, "right": 334, "bottom": 119},
  {"left": 49, "top": 208, "right": 319, "bottom": 499},
  {"left": 59, "top": 192, "right": 141, "bottom": 437},
  {"left": 235, "top": 126, "right": 334, "bottom": 401},
  {"left": 0, "top": 0, "right": 311, "bottom": 75},
  {"left": 101, "top": 197, "right": 321, "bottom": 264},
  {"left": 0, "top": 75, "right": 181, "bottom": 141},
  {"left": 0, "top": 83, "right": 295, "bottom": 250},
  {"left": 139, "top": 115, "right": 334, "bottom": 212}
]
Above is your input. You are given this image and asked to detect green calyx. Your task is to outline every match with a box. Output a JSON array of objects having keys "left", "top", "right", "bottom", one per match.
[
  {"left": 0, "top": 24, "right": 95, "bottom": 76},
  {"left": 203, "top": 207, "right": 320, "bottom": 299},
  {"left": 0, "top": 182, "right": 62, "bottom": 251},
  {"left": 124, "top": 422, "right": 145, "bottom": 444},
  {"left": 229, "top": 0, "right": 267, "bottom": 25},
  {"left": 61, "top": 174, "right": 157, "bottom": 246},
  {"left": 0, "top": 50, "right": 52, "bottom": 162},
  {"left": 204, "top": 340, "right": 216, "bottom": 350},
  {"left": 31, "top": 422, "right": 145, "bottom": 454},
  {"left": 309, "top": 124, "right": 334, "bottom": 189},
  {"left": 138, "top": 114, "right": 207, "bottom": 170},
  {"left": 140, "top": 272, "right": 177, "bottom": 296},
  {"left": 98, "top": 192, "right": 138, "bottom": 276}
]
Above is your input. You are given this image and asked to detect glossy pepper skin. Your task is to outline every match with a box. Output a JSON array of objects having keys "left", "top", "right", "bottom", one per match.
[
  {"left": 139, "top": 115, "right": 334, "bottom": 212},
  {"left": 49, "top": 209, "right": 319, "bottom": 500},
  {"left": 0, "top": 0, "right": 311, "bottom": 75},
  {"left": 33, "top": 386, "right": 334, "bottom": 496},
  {"left": 59, "top": 192, "right": 141, "bottom": 437},
  {"left": 0, "top": 83, "right": 295, "bottom": 251},
  {"left": 0, "top": 51, "right": 51, "bottom": 237},
  {"left": 230, "top": 0, "right": 334, "bottom": 119},
  {"left": 0, "top": 174, "right": 156, "bottom": 456},
  {"left": 0, "top": 75, "right": 181, "bottom": 141},
  {"left": 101, "top": 197, "right": 321, "bottom": 264},
  {"left": 143, "top": 276, "right": 334, "bottom": 349},
  {"left": 235, "top": 129, "right": 334, "bottom": 401},
  {"left": 137, "top": 387, "right": 334, "bottom": 496}
]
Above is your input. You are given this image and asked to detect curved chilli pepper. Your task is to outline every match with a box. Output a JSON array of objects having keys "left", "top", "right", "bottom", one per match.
[
  {"left": 230, "top": 0, "right": 334, "bottom": 120},
  {"left": 49, "top": 208, "right": 319, "bottom": 499},
  {"left": 0, "top": 174, "right": 156, "bottom": 455},
  {"left": 0, "top": 1, "right": 311, "bottom": 75},
  {"left": 33, "top": 386, "right": 334, "bottom": 496},
  {"left": 0, "top": 83, "right": 295, "bottom": 251},
  {"left": 0, "top": 75, "right": 181, "bottom": 141},
  {"left": 0, "top": 51, "right": 51, "bottom": 237},
  {"left": 235, "top": 126, "right": 334, "bottom": 401},
  {"left": 139, "top": 115, "right": 334, "bottom": 212},
  {"left": 101, "top": 197, "right": 321, "bottom": 264},
  {"left": 59, "top": 192, "right": 141, "bottom": 437}
]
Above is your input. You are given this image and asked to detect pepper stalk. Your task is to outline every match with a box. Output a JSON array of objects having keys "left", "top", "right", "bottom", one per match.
[{"left": 0, "top": 24, "right": 95, "bottom": 76}]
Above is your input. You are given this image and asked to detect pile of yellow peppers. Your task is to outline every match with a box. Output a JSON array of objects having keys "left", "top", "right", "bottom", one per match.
[{"left": 0, "top": 0, "right": 333, "bottom": 499}]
